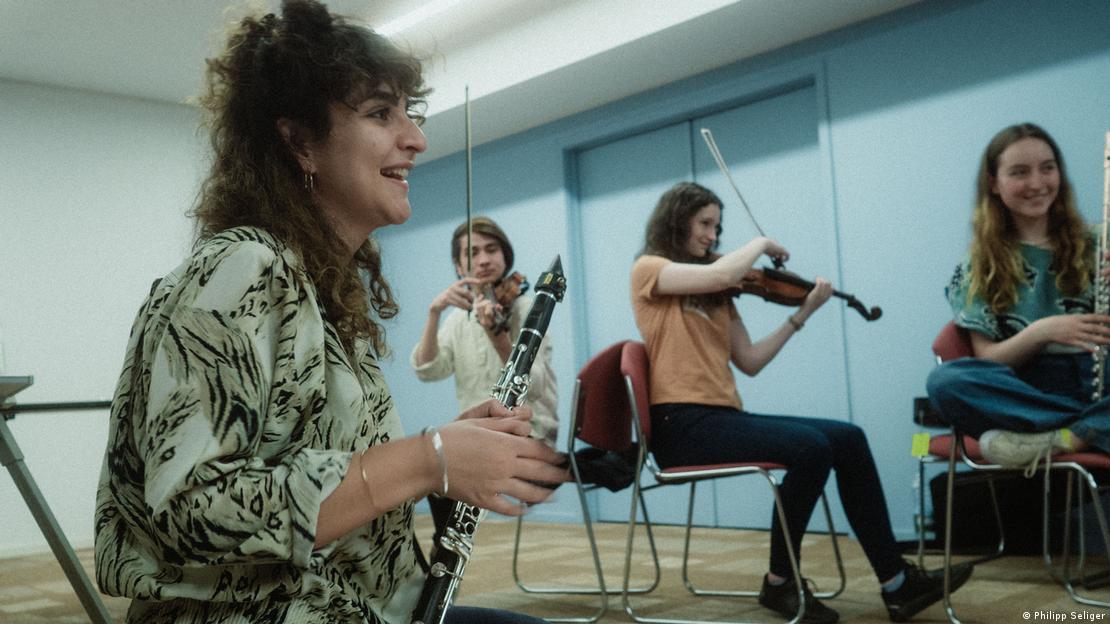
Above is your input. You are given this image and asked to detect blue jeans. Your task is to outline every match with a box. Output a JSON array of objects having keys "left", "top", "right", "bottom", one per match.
[
  {"left": 926, "top": 354, "right": 1110, "bottom": 452},
  {"left": 650, "top": 404, "right": 905, "bottom": 581},
  {"left": 446, "top": 606, "right": 548, "bottom": 623}
]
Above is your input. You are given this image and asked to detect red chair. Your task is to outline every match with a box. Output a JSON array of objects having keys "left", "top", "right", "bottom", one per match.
[
  {"left": 926, "top": 321, "right": 1110, "bottom": 622},
  {"left": 511, "top": 340, "right": 661, "bottom": 623},
  {"left": 619, "top": 340, "right": 845, "bottom": 624}
]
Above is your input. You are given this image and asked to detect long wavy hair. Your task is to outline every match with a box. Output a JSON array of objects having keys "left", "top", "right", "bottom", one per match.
[
  {"left": 191, "top": 0, "right": 428, "bottom": 357},
  {"left": 640, "top": 181, "right": 729, "bottom": 308},
  {"left": 968, "top": 123, "right": 1091, "bottom": 313}
]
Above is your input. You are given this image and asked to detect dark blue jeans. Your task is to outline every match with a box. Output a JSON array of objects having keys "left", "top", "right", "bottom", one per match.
[
  {"left": 927, "top": 354, "right": 1110, "bottom": 452},
  {"left": 446, "top": 606, "right": 548, "bottom": 623},
  {"left": 650, "top": 404, "right": 905, "bottom": 582}
]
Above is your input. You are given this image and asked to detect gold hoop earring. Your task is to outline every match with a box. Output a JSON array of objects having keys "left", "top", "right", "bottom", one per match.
[{"left": 303, "top": 171, "right": 317, "bottom": 193}]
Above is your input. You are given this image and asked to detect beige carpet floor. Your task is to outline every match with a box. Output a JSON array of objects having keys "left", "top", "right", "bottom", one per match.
[{"left": 1, "top": 516, "right": 1107, "bottom": 623}]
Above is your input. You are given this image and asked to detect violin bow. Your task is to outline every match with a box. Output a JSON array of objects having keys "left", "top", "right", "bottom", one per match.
[
  {"left": 699, "top": 128, "right": 783, "bottom": 269},
  {"left": 464, "top": 86, "right": 474, "bottom": 318},
  {"left": 465, "top": 86, "right": 474, "bottom": 282},
  {"left": 699, "top": 127, "right": 881, "bottom": 321}
]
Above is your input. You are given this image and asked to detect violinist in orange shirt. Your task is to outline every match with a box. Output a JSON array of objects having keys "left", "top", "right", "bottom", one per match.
[{"left": 631, "top": 181, "right": 970, "bottom": 623}]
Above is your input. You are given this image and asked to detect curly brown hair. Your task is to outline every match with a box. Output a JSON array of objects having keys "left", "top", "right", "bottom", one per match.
[
  {"left": 968, "top": 123, "right": 1092, "bottom": 313},
  {"left": 191, "top": 0, "right": 429, "bottom": 357},
  {"left": 641, "top": 182, "right": 723, "bottom": 261},
  {"left": 640, "top": 181, "right": 730, "bottom": 308}
]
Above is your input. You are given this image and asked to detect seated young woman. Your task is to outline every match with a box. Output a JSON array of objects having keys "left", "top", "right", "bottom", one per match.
[
  {"left": 92, "top": 2, "right": 565, "bottom": 622},
  {"left": 631, "top": 181, "right": 971, "bottom": 623},
  {"left": 928, "top": 122, "right": 1110, "bottom": 475}
]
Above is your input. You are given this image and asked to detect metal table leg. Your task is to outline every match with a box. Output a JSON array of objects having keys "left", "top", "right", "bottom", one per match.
[{"left": 0, "top": 417, "right": 113, "bottom": 623}]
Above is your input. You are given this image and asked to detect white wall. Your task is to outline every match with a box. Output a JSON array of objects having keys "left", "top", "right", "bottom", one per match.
[{"left": 0, "top": 80, "right": 202, "bottom": 556}]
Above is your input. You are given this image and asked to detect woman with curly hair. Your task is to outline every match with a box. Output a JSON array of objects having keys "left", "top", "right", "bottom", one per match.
[
  {"left": 93, "top": 2, "right": 563, "bottom": 622},
  {"left": 631, "top": 181, "right": 971, "bottom": 623},
  {"left": 928, "top": 123, "right": 1110, "bottom": 473}
]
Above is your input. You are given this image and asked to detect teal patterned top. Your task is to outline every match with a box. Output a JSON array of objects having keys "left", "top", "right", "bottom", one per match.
[
  {"left": 94, "top": 226, "right": 423, "bottom": 623},
  {"left": 946, "top": 243, "right": 1095, "bottom": 350}
]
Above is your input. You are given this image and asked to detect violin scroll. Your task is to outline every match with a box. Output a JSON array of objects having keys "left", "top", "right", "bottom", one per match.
[{"left": 844, "top": 296, "right": 882, "bottom": 322}]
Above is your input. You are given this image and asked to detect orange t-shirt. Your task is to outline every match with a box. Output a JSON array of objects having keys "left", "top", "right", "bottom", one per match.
[{"left": 630, "top": 255, "right": 742, "bottom": 410}]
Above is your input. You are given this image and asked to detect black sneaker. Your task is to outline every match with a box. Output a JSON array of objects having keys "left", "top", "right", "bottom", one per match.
[
  {"left": 758, "top": 574, "right": 840, "bottom": 624},
  {"left": 881, "top": 561, "right": 973, "bottom": 622}
]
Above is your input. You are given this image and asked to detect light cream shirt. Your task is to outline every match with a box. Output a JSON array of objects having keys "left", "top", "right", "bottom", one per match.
[{"left": 411, "top": 295, "right": 559, "bottom": 444}]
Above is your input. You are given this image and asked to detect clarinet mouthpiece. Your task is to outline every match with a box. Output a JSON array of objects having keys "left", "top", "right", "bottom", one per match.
[
  {"left": 546, "top": 255, "right": 563, "bottom": 276},
  {"left": 536, "top": 255, "right": 566, "bottom": 301}
]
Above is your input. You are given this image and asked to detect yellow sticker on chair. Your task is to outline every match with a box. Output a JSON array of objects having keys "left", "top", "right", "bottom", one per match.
[{"left": 911, "top": 433, "right": 930, "bottom": 458}]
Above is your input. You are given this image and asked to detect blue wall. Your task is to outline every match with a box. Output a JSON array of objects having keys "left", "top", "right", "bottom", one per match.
[{"left": 377, "top": 0, "right": 1110, "bottom": 540}]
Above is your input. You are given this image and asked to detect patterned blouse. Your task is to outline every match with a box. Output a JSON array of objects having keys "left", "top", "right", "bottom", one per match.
[
  {"left": 946, "top": 242, "right": 1094, "bottom": 353},
  {"left": 94, "top": 227, "right": 424, "bottom": 623}
]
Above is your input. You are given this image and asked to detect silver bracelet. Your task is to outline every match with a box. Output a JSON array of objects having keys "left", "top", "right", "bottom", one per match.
[
  {"left": 422, "top": 426, "right": 449, "bottom": 496},
  {"left": 787, "top": 314, "right": 804, "bottom": 331}
]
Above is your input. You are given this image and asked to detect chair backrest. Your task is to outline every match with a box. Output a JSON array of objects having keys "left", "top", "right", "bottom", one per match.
[
  {"left": 619, "top": 341, "right": 653, "bottom": 448},
  {"left": 933, "top": 320, "right": 973, "bottom": 362},
  {"left": 573, "top": 340, "right": 634, "bottom": 453}
]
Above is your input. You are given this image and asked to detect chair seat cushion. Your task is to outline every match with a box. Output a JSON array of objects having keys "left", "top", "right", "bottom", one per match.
[
  {"left": 928, "top": 434, "right": 982, "bottom": 460},
  {"left": 657, "top": 461, "right": 786, "bottom": 483},
  {"left": 1053, "top": 452, "right": 1110, "bottom": 469},
  {"left": 929, "top": 436, "right": 1110, "bottom": 470}
]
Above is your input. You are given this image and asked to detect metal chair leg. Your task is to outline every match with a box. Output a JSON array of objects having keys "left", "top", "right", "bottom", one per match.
[
  {"left": 1075, "top": 469, "right": 1110, "bottom": 606},
  {"left": 941, "top": 434, "right": 963, "bottom": 624},
  {"left": 622, "top": 476, "right": 722, "bottom": 623},
  {"left": 815, "top": 494, "right": 847, "bottom": 599},
  {"left": 982, "top": 477, "right": 1008, "bottom": 562},
  {"left": 508, "top": 449, "right": 663, "bottom": 623},
  {"left": 512, "top": 489, "right": 662, "bottom": 594},
  {"left": 917, "top": 453, "right": 1005, "bottom": 568},
  {"left": 1043, "top": 470, "right": 1076, "bottom": 587},
  {"left": 917, "top": 457, "right": 928, "bottom": 569},
  {"left": 1042, "top": 461, "right": 1110, "bottom": 608},
  {"left": 680, "top": 481, "right": 845, "bottom": 600},
  {"left": 509, "top": 497, "right": 606, "bottom": 623},
  {"left": 623, "top": 469, "right": 810, "bottom": 624}
]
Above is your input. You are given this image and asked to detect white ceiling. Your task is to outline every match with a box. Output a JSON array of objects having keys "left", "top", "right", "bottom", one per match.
[{"left": 0, "top": 0, "right": 919, "bottom": 161}]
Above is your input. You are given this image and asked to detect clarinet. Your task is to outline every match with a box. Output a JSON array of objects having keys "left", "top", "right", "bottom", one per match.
[
  {"left": 1094, "top": 131, "right": 1110, "bottom": 401},
  {"left": 412, "top": 256, "right": 566, "bottom": 624}
]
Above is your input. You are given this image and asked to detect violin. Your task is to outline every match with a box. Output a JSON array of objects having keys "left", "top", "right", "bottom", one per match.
[
  {"left": 728, "top": 267, "right": 882, "bottom": 321},
  {"left": 479, "top": 271, "right": 530, "bottom": 335},
  {"left": 700, "top": 127, "right": 882, "bottom": 323}
]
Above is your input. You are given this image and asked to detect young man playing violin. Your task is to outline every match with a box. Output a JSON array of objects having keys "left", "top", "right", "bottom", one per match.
[{"left": 411, "top": 216, "right": 558, "bottom": 445}]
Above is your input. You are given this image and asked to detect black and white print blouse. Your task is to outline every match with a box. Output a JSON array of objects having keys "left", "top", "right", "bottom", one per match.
[{"left": 94, "top": 226, "right": 423, "bottom": 623}]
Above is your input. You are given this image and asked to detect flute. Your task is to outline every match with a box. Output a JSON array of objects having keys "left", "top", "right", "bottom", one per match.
[{"left": 1093, "top": 131, "right": 1110, "bottom": 401}]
